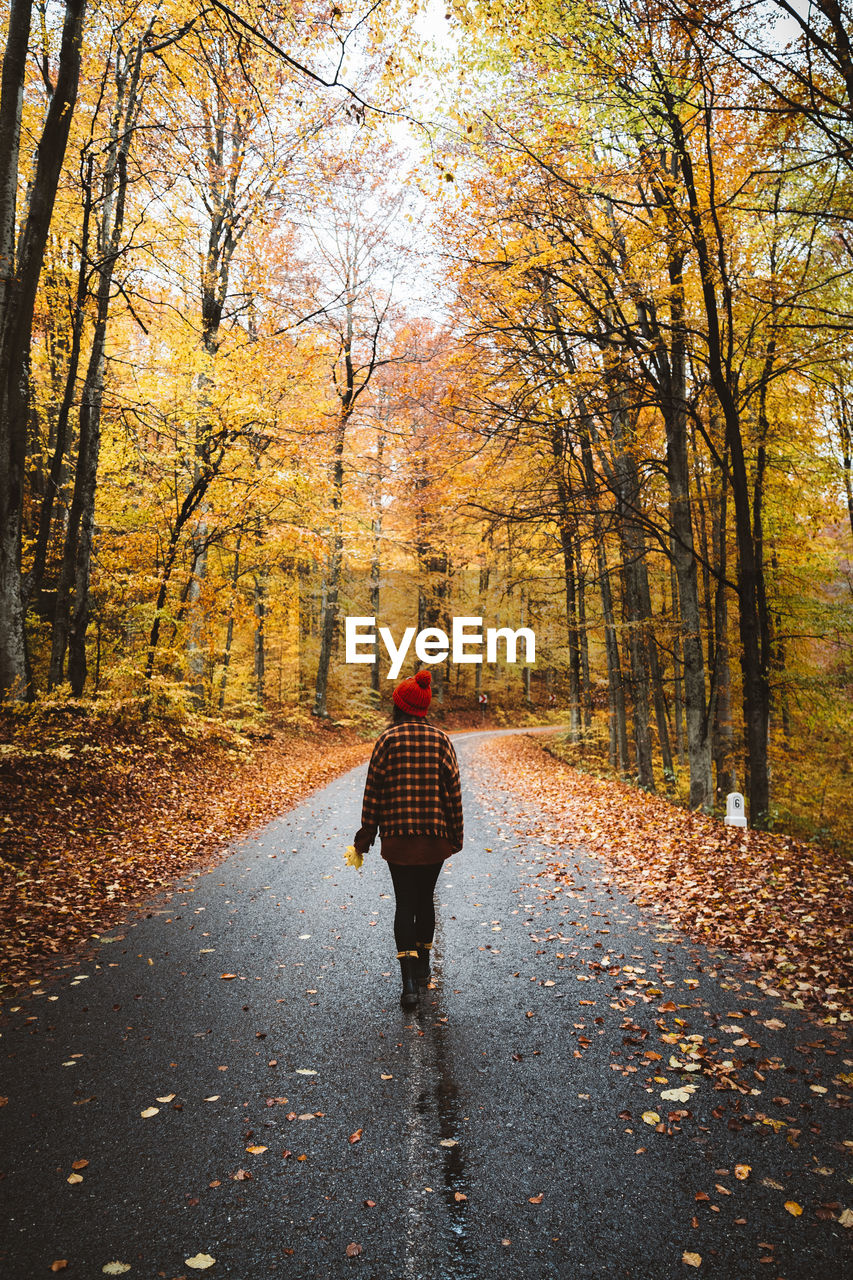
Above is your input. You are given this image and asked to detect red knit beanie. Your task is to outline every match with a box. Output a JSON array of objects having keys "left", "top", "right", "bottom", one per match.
[{"left": 393, "top": 669, "right": 432, "bottom": 717}]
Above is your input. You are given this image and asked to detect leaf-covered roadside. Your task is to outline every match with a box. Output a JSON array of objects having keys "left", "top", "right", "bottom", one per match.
[
  {"left": 483, "top": 735, "right": 853, "bottom": 1018},
  {"left": 0, "top": 712, "right": 370, "bottom": 990}
]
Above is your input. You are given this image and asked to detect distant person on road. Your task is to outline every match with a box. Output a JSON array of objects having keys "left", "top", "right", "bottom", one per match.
[{"left": 353, "top": 669, "right": 463, "bottom": 1010}]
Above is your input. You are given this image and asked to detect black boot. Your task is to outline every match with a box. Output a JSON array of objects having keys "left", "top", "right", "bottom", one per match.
[
  {"left": 414, "top": 942, "right": 432, "bottom": 985},
  {"left": 397, "top": 951, "right": 419, "bottom": 1009}
]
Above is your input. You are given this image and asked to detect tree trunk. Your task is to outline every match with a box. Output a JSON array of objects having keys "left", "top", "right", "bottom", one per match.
[
  {"left": 313, "top": 412, "right": 348, "bottom": 718},
  {"left": 145, "top": 473, "right": 214, "bottom": 680},
  {"left": 552, "top": 422, "right": 582, "bottom": 738},
  {"left": 369, "top": 430, "right": 384, "bottom": 697},
  {"left": 668, "top": 108, "right": 770, "bottom": 822},
  {"left": 25, "top": 157, "right": 93, "bottom": 613},
  {"left": 598, "top": 539, "right": 628, "bottom": 773},
  {"left": 621, "top": 551, "right": 655, "bottom": 788},
  {"left": 53, "top": 149, "right": 131, "bottom": 693},
  {"left": 641, "top": 237, "right": 713, "bottom": 805},
  {"left": 579, "top": 407, "right": 628, "bottom": 773},
  {"left": 711, "top": 459, "right": 737, "bottom": 799},
  {"left": 834, "top": 381, "right": 853, "bottom": 540},
  {"left": 575, "top": 536, "right": 593, "bottom": 728},
  {"left": 664, "top": 400, "right": 712, "bottom": 805},
  {"left": 52, "top": 32, "right": 148, "bottom": 694},
  {"left": 254, "top": 552, "right": 267, "bottom": 708},
  {"left": 558, "top": 517, "right": 582, "bottom": 740},
  {"left": 606, "top": 365, "right": 655, "bottom": 789},
  {"left": 635, "top": 551, "right": 675, "bottom": 786},
  {"left": 65, "top": 319, "right": 107, "bottom": 695},
  {"left": 0, "top": 0, "right": 86, "bottom": 699},
  {"left": 670, "top": 557, "right": 685, "bottom": 765},
  {"left": 218, "top": 536, "right": 241, "bottom": 711}
]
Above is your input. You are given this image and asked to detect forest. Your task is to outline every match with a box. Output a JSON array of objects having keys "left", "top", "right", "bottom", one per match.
[{"left": 1, "top": 0, "right": 851, "bottom": 846}]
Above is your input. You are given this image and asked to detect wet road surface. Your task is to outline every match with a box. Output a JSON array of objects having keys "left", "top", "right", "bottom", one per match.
[{"left": 1, "top": 730, "right": 850, "bottom": 1278}]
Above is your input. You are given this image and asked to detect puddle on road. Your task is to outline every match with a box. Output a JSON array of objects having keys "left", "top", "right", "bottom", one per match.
[{"left": 401, "top": 920, "right": 477, "bottom": 1280}]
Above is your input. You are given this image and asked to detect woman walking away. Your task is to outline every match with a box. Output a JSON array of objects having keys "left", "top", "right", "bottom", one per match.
[{"left": 353, "top": 669, "right": 463, "bottom": 1010}]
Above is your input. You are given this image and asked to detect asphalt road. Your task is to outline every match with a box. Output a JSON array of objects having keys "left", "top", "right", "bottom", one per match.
[{"left": 1, "top": 730, "right": 850, "bottom": 1279}]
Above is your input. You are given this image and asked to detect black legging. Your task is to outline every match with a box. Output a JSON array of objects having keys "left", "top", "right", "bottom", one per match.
[{"left": 388, "top": 862, "right": 443, "bottom": 952}]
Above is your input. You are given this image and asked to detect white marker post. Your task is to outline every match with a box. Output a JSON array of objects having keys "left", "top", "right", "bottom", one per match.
[{"left": 724, "top": 792, "right": 747, "bottom": 828}]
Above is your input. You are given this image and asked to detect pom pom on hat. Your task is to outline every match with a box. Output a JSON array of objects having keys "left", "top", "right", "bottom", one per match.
[{"left": 394, "top": 668, "right": 432, "bottom": 716}]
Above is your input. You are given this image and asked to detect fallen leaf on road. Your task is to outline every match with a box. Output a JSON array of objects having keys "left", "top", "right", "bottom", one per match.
[
  {"left": 296, "top": 1069, "right": 317, "bottom": 1075},
  {"left": 439, "top": 1139, "right": 458, "bottom": 1147},
  {"left": 784, "top": 1201, "right": 803, "bottom": 1216},
  {"left": 762, "top": 1178, "right": 784, "bottom": 1190},
  {"left": 66, "top": 1173, "right": 83, "bottom": 1184},
  {"left": 50, "top": 1263, "right": 68, "bottom": 1273},
  {"left": 763, "top": 1019, "right": 785, "bottom": 1030},
  {"left": 642, "top": 1111, "right": 661, "bottom": 1125},
  {"left": 71, "top": 1159, "right": 88, "bottom": 1170},
  {"left": 682, "top": 1252, "right": 701, "bottom": 1268},
  {"left": 185, "top": 1255, "right": 215, "bottom": 1270},
  {"left": 380, "top": 1074, "right": 393, "bottom": 1080},
  {"left": 839, "top": 1209, "right": 853, "bottom": 1228},
  {"left": 245, "top": 1145, "right": 267, "bottom": 1154},
  {"left": 0, "top": 1097, "right": 7, "bottom": 1106},
  {"left": 140, "top": 1107, "right": 159, "bottom": 1118},
  {"left": 364, "top": 1199, "right": 376, "bottom": 1208},
  {"left": 156, "top": 1094, "right": 176, "bottom": 1103},
  {"left": 203, "top": 1096, "right": 219, "bottom": 1102},
  {"left": 528, "top": 1193, "right": 544, "bottom": 1204},
  {"left": 734, "top": 1164, "right": 751, "bottom": 1180},
  {"left": 220, "top": 974, "right": 237, "bottom": 981},
  {"left": 297, "top": 1154, "right": 307, "bottom": 1161},
  {"left": 232, "top": 1169, "right": 252, "bottom": 1181},
  {"left": 661, "top": 1087, "right": 694, "bottom": 1102},
  {"left": 102, "top": 1265, "right": 131, "bottom": 1275},
  {"left": 349, "top": 1129, "right": 363, "bottom": 1144},
  {"left": 345, "top": 1243, "right": 362, "bottom": 1257}
]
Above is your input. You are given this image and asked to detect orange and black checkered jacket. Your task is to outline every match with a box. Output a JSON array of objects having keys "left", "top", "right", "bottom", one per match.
[{"left": 359, "top": 720, "right": 463, "bottom": 851}]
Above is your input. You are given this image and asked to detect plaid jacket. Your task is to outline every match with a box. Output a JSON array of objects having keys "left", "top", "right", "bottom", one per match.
[{"left": 359, "top": 721, "right": 463, "bottom": 851}]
